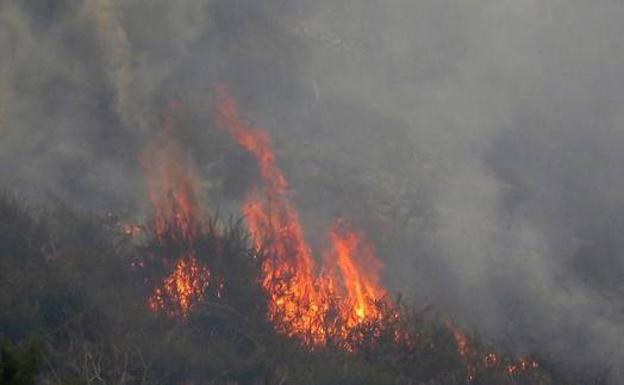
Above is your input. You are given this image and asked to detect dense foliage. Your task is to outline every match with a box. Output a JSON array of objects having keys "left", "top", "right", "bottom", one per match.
[{"left": 0, "top": 195, "right": 605, "bottom": 385}]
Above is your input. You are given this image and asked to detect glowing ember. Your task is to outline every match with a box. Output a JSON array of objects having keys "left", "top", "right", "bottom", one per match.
[
  {"left": 143, "top": 101, "right": 211, "bottom": 318},
  {"left": 446, "top": 321, "right": 477, "bottom": 381},
  {"left": 447, "top": 321, "right": 470, "bottom": 359},
  {"left": 215, "top": 84, "right": 388, "bottom": 348},
  {"left": 506, "top": 357, "right": 539, "bottom": 375},
  {"left": 119, "top": 222, "right": 143, "bottom": 237},
  {"left": 446, "top": 321, "right": 539, "bottom": 381}
]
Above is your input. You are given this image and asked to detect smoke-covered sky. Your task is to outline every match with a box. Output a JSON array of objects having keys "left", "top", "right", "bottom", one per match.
[{"left": 1, "top": 0, "right": 623, "bottom": 381}]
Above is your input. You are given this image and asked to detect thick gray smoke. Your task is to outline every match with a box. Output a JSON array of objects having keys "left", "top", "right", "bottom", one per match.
[{"left": 1, "top": 0, "right": 623, "bottom": 381}]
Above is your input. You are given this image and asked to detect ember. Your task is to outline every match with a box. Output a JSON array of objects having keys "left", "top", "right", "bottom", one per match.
[{"left": 447, "top": 321, "right": 540, "bottom": 381}]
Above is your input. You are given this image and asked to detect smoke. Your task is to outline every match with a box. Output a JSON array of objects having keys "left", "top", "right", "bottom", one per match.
[
  {"left": 0, "top": 0, "right": 210, "bottom": 211},
  {"left": 1, "top": 0, "right": 623, "bottom": 381}
]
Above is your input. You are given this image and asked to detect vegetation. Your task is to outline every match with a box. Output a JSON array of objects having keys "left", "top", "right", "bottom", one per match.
[{"left": 0, "top": 194, "right": 602, "bottom": 385}]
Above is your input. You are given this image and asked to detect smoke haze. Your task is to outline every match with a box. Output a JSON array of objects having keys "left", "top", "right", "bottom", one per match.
[{"left": 1, "top": 0, "right": 623, "bottom": 381}]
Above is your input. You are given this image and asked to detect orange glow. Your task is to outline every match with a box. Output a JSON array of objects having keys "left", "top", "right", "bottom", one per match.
[
  {"left": 446, "top": 320, "right": 539, "bottom": 381},
  {"left": 506, "top": 357, "right": 539, "bottom": 375},
  {"left": 215, "top": 84, "right": 388, "bottom": 348},
  {"left": 141, "top": 101, "right": 204, "bottom": 245},
  {"left": 324, "top": 222, "right": 385, "bottom": 327},
  {"left": 446, "top": 321, "right": 470, "bottom": 359},
  {"left": 446, "top": 321, "right": 477, "bottom": 381},
  {"left": 119, "top": 222, "right": 143, "bottom": 237},
  {"left": 136, "top": 85, "right": 541, "bottom": 377},
  {"left": 147, "top": 255, "right": 210, "bottom": 317},
  {"left": 143, "top": 101, "right": 211, "bottom": 318}
]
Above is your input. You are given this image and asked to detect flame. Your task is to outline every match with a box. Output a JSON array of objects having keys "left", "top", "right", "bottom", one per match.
[
  {"left": 215, "top": 85, "right": 387, "bottom": 348},
  {"left": 147, "top": 255, "right": 210, "bottom": 316},
  {"left": 446, "top": 321, "right": 539, "bottom": 381},
  {"left": 323, "top": 221, "right": 385, "bottom": 328},
  {"left": 141, "top": 101, "right": 204, "bottom": 244},
  {"left": 134, "top": 86, "right": 542, "bottom": 376},
  {"left": 143, "top": 101, "right": 211, "bottom": 317}
]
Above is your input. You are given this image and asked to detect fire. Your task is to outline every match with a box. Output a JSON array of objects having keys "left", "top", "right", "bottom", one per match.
[
  {"left": 324, "top": 221, "right": 385, "bottom": 328},
  {"left": 119, "top": 222, "right": 143, "bottom": 237},
  {"left": 446, "top": 321, "right": 539, "bottom": 381},
  {"left": 143, "top": 101, "right": 211, "bottom": 318},
  {"left": 147, "top": 255, "right": 210, "bottom": 316},
  {"left": 446, "top": 321, "right": 477, "bottom": 381},
  {"left": 215, "top": 85, "right": 388, "bottom": 348},
  {"left": 141, "top": 101, "right": 204, "bottom": 244},
  {"left": 447, "top": 321, "right": 470, "bottom": 359},
  {"left": 132, "top": 86, "right": 543, "bottom": 379},
  {"left": 506, "top": 357, "right": 539, "bottom": 374}
]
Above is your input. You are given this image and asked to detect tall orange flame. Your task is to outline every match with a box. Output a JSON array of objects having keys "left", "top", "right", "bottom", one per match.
[
  {"left": 143, "top": 101, "right": 211, "bottom": 318},
  {"left": 215, "top": 85, "right": 387, "bottom": 348},
  {"left": 324, "top": 221, "right": 385, "bottom": 328}
]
